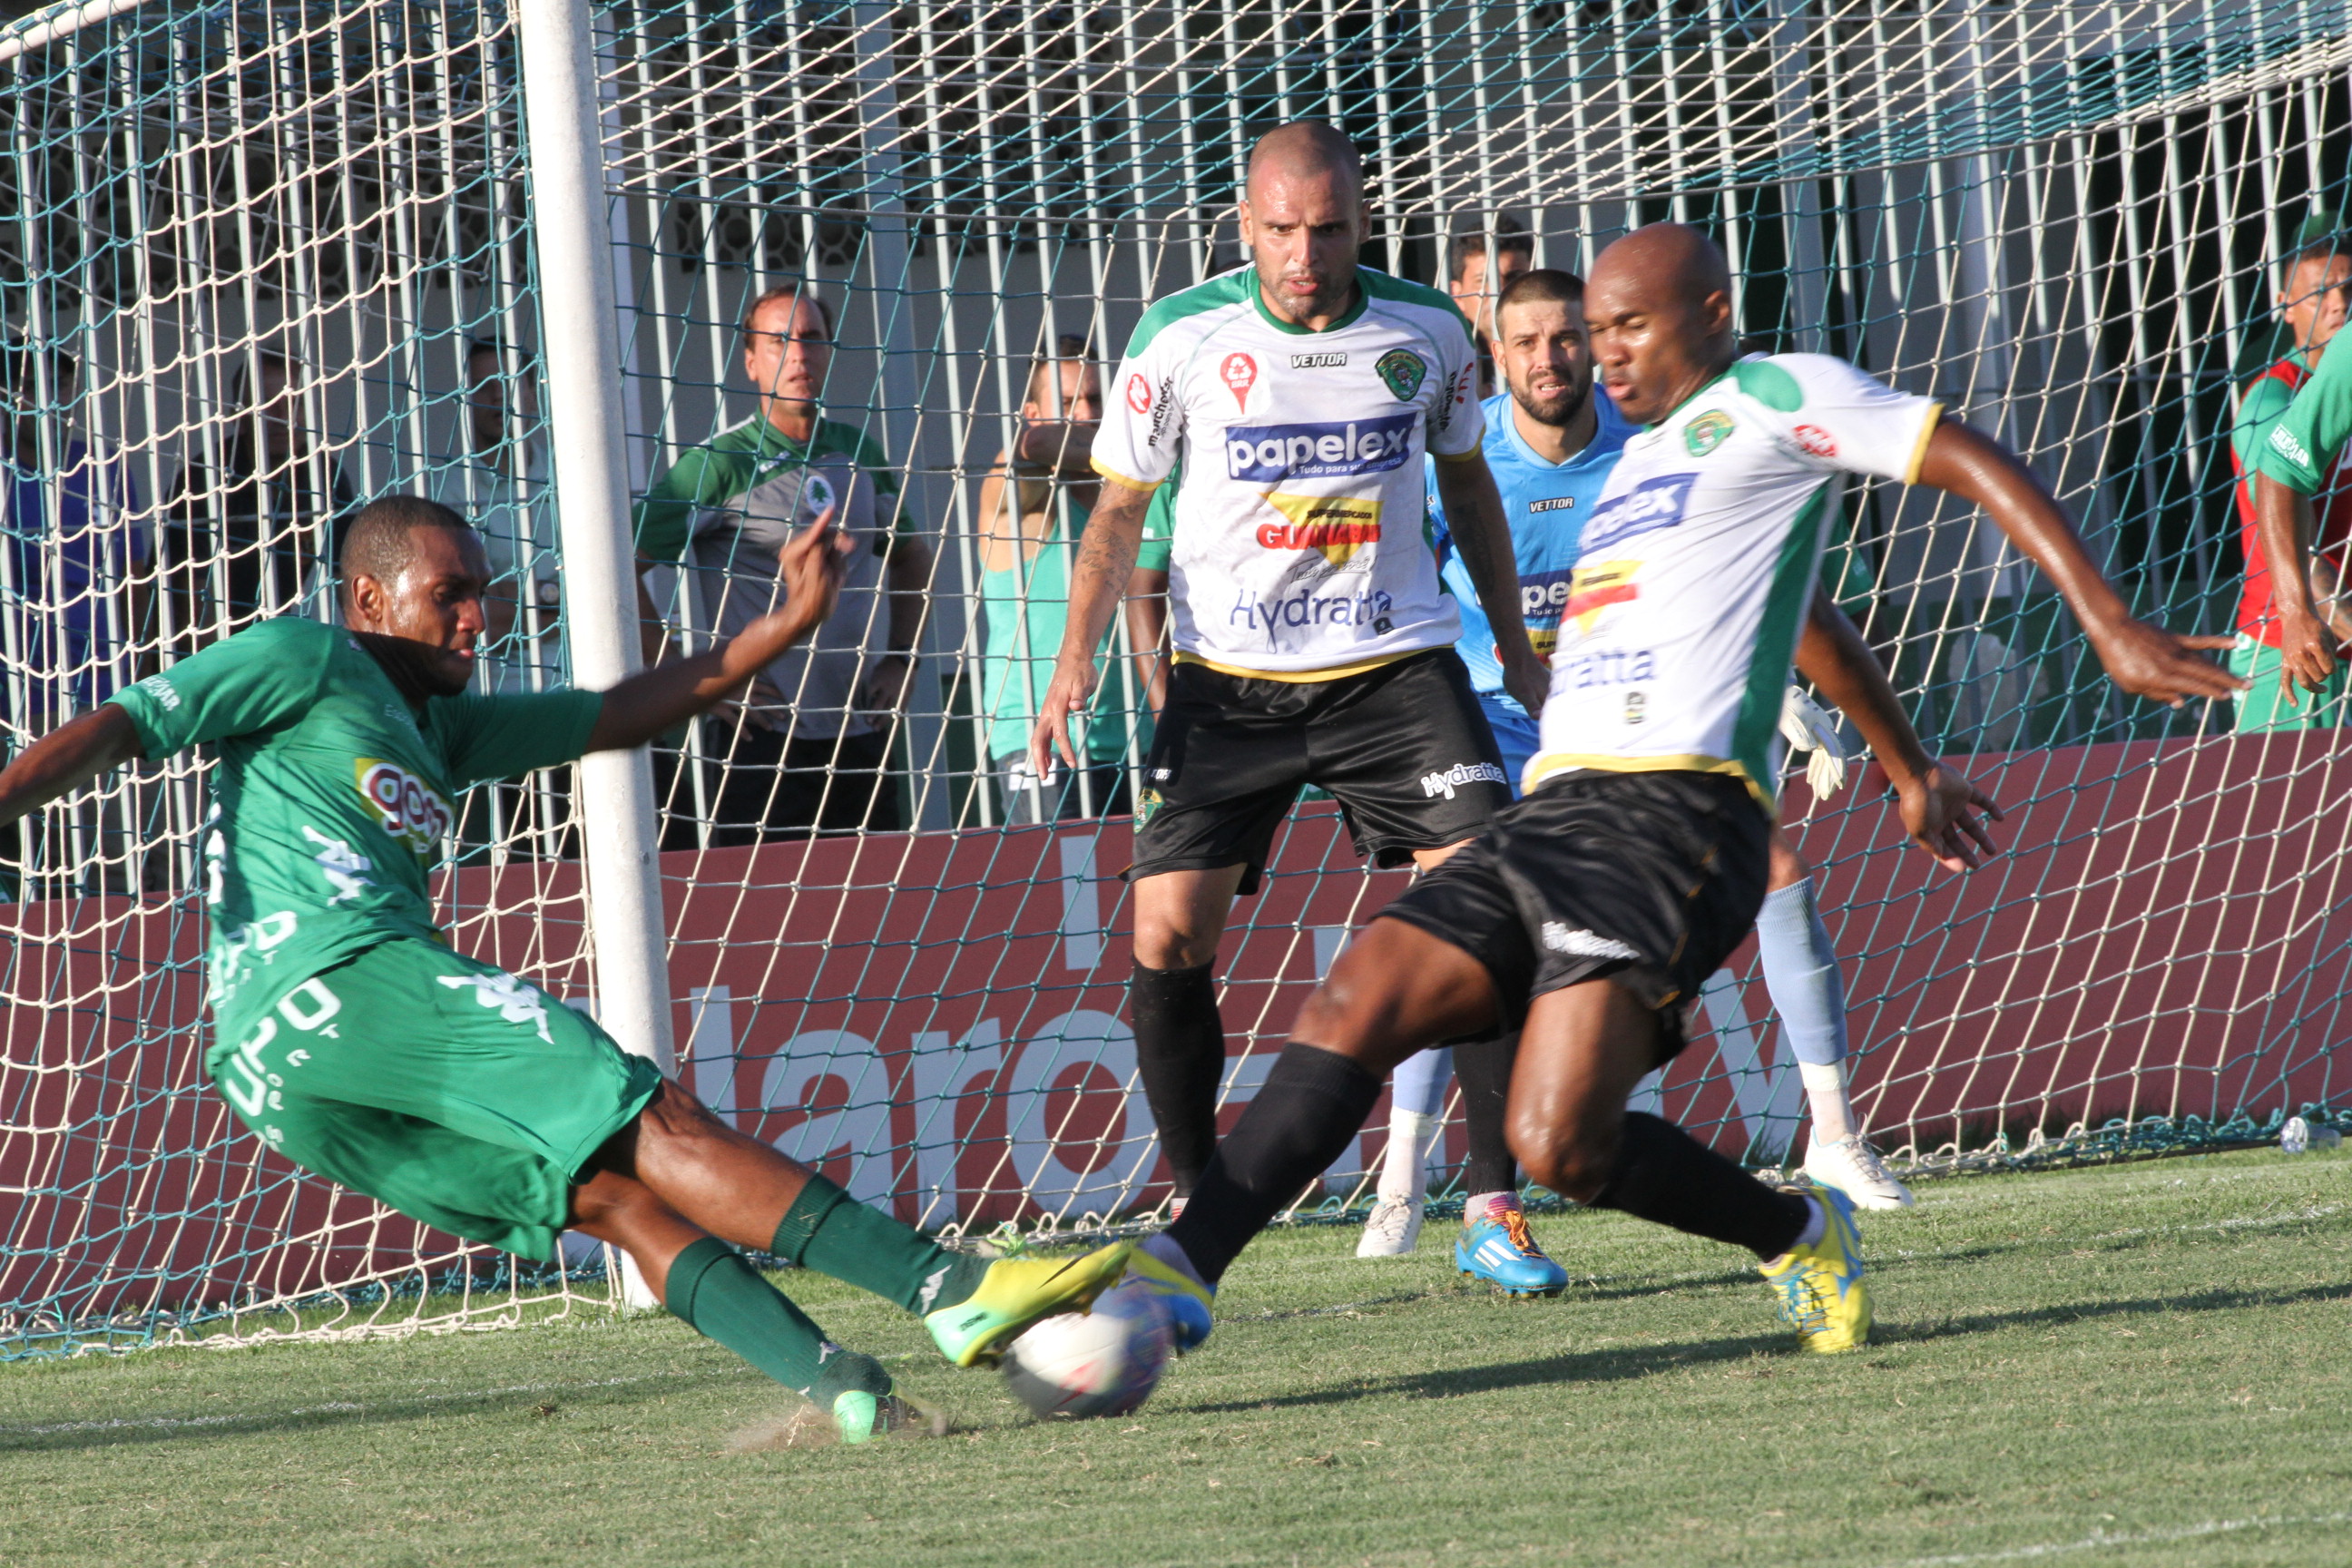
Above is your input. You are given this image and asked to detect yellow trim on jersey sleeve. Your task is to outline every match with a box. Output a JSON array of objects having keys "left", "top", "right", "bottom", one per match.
[
  {"left": 1901, "top": 402, "right": 1944, "bottom": 485},
  {"left": 1523, "top": 751, "right": 1779, "bottom": 817},
  {"left": 1174, "top": 649, "right": 1416, "bottom": 683},
  {"left": 1430, "top": 446, "right": 1483, "bottom": 463},
  {"left": 1090, "top": 459, "right": 1163, "bottom": 493}
]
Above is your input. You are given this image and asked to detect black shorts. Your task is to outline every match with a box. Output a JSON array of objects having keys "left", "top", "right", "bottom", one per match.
[
  {"left": 1383, "top": 769, "right": 1770, "bottom": 1048},
  {"left": 1130, "top": 648, "right": 1511, "bottom": 895}
]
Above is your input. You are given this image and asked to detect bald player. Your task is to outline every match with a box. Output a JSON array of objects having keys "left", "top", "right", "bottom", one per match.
[
  {"left": 1034, "top": 121, "right": 1544, "bottom": 1295},
  {"left": 1121, "top": 223, "right": 2238, "bottom": 1356}
]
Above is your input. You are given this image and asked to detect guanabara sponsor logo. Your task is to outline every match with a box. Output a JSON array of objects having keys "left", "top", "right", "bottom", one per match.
[
  {"left": 1255, "top": 493, "right": 1383, "bottom": 564},
  {"left": 1125, "top": 373, "right": 1152, "bottom": 414},
  {"left": 1289, "top": 351, "right": 1348, "bottom": 369},
  {"left": 1420, "top": 760, "right": 1509, "bottom": 799},
  {"left": 1220, "top": 352, "right": 1258, "bottom": 408},
  {"left": 1562, "top": 560, "right": 1642, "bottom": 633},
  {"left": 355, "top": 758, "right": 456, "bottom": 858},
  {"left": 1225, "top": 413, "right": 1416, "bottom": 481},
  {"left": 1583, "top": 472, "right": 1697, "bottom": 553}
]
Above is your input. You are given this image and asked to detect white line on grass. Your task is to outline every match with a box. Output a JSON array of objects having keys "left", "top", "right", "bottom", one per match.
[
  {"left": 1877, "top": 1511, "right": 2352, "bottom": 1565},
  {"left": 0, "top": 1365, "right": 756, "bottom": 1438}
]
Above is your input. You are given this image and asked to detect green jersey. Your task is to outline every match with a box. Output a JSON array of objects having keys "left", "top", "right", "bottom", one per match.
[
  {"left": 108, "top": 618, "right": 603, "bottom": 1028},
  {"left": 634, "top": 416, "right": 902, "bottom": 740}
]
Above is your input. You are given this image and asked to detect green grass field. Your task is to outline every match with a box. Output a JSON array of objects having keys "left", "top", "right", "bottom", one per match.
[{"left": 5, "top": 1149, "right": 2347, "bottom": 1568}]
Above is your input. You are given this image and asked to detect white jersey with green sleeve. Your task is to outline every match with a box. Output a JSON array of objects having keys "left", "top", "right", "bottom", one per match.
[
  {"left": 1528, "top": 354, "right": 1940, "bottom": 805},
  {"left": 1088, "top": 265, "right": 1484, "bottom": 676}
]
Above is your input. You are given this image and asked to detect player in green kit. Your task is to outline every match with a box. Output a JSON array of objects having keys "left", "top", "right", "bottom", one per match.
[{"left": 0, "top": 495, "right": 1129, "bottom": 1443}]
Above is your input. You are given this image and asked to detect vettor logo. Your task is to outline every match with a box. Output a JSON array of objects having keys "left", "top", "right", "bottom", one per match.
[
  {"left": 1255, "top": 494, "right": 1383, "bottom": 564},
  {"left": 1583, "top": 473, "right": 1697, "bottom": 553},
  {"left": 1220, "top": 353, "right": 1258, "bottom": 408},
  {"left": 355, "top": 758, "right": 455, "bottom": 858},
  {"left": 1225, "top": 414, "right": 1416, "bottom": 481}
]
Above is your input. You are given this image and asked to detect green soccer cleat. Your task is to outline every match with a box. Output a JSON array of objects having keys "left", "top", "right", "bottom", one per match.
[
  {"left": 831, "top": 1390, "right": 947, "bottom": 1445},
  {"left": 923, "top": 1240, "right": 1134, "bottom": 1368},
  {"left": 1759, "top": 1186, "right": 1872, "bottom": 1353}
]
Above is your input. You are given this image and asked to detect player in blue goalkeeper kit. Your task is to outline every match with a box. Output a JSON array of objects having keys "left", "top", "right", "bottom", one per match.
[{"left": 0, "top": 495, "right": 1132, "bottom": 1445}]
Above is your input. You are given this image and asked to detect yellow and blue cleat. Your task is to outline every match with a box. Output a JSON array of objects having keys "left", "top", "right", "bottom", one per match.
[
  {"left": 922, "top": 1240, "right": 1133, "bottom": 1368},
  {"left": 1759, "top": 1185, "right": 1872, "bottom": 1353},
  {"left": 1455, "top": 1209, "right": 1569, "bottom": 1298},
  {"left": 1125, "top": 1238, "right": 1217, "bottom": 1352}
]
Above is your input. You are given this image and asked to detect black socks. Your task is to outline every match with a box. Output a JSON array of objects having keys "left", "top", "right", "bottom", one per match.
[
  {"left": 1449, "top": 1032, "right": 1521, "bottom": 1198},
  {"left": 1131, "top": 962, "right": 1226, "bottom": 1195},
  {"left": 1166, "top": 1043, "right": 1384, "bottom": 1284},
  {"left": 1589, "top": 1111, "right": 1812, "bottom": 1259}
]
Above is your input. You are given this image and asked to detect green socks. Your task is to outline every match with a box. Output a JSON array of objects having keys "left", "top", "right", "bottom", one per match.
[
  {"left": 770, "top": 1174, "right": 991, "bottom": 1315},
  {"left": 664, "top": 1236, "right": 888, "bottom": 1401}
]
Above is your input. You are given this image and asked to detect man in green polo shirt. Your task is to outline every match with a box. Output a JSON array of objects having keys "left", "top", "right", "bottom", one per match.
[
  {"left": 0, "top": 494, "right": 1129, "bottom": 1444},
  {"left": 634, "top": 284, "right": 933, "bottom": 842},
  {"left": 2250, "top": 240, "right": 2352, "bottom": 715}
]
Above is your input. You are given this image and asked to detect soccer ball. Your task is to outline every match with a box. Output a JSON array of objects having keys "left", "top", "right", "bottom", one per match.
[{"left": 1001, "top": 1280, "right": 1172, "bottom": 1419}]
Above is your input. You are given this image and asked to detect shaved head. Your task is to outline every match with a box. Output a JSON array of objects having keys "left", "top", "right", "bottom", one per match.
[
  {"left": 1238, "top": 122, "right": 1370, "bottom": 329},
  {"left": 1244, "top": 121, "right": 1363, "bottom": 202},
  {"left": 1585, "top": 223, "right": 1740, "bottom": 426}
]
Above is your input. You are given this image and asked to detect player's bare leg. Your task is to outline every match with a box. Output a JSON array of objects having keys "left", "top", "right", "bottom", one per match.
[
  {"left": 583, "top": 1081, "right": 1130, "bottom": 1373},
  {"left": 1757, "top": 829, "right": 1913, "bottom": 1208},
  {"left": 1357, "top": 841, "right": 1563, "bottom": 1291},
  {"left": 1142, "top": 917, "right": 1868, "bottom": 1351},
  {"left": 1130, "top": 864, "right": 1248, "bottom": 1212}
]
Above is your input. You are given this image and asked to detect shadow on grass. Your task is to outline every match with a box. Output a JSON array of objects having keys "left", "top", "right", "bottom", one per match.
[
  {"left": 1180, "top": 1279, "right": 2352, "bottom": 1415},
  {"left": 0, "top": 1362, "right": 751, "bottom": 1456}
]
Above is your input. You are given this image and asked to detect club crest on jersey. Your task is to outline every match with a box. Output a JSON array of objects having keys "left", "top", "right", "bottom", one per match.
[
  {"left": 1684, "top": 408, "right": 1735, "bottom": 456},
  {"left": 1220, "top": 352, "right": 1258, "bottom": 408},
  {"left": 1225, "top": 414, "right": 1415, "bottom": 481},
  {"left": 1375, "top": 348, "right": 1427, "bottom": 402},
  {"left": 1583, "top": 473, "right": 1696, "bottom": 553},
  {"left": 800, "top": 472, "right": 836, "bottom": 517},
  {"left": 1256, "top": 494, "right": 1383, "bottom": 564},
  {"left": 1125, "top": 373, "right": 1152, "bottom": 413},
  {"left": 1562, "top": 560, "right": 1642, "bottom": 633},
  {"left": 355, "top": 758, "right": 455, "bottom": 858}
]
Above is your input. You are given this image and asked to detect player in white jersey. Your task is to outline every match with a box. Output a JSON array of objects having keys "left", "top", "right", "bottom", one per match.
[
  {"left": 1123, "top": 223, "right": 2238, "bottom": 1357},
  {"left": 1031, "top": 123, "right": 1546, "bottom": 1238}
]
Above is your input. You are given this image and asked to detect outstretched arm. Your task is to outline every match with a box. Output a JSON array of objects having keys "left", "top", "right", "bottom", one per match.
[
  {"left": 1029, "top": 479, "right": 1153, "bottom": 775},
  {"left": 0, "top": 705, "right": 146, "bottom": 828},
  {"left": 1430, "top": 454, "right": 1550, "bottom": 714},
  {"left": 1795, "top": 590, "right": 2002, "bottom": 872},
  {"left": 2253, "top": 472, "right": 2345, "bottom": 696},
  {"left": 586, "top": 513, "right": 851, "bottom": 752},
  {"left": 1915, "top": 421, "right": 2240, "bottom": 707}
]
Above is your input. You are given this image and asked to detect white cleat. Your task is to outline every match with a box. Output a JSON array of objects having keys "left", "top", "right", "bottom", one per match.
[
  {"left": 1356, "top": 1195, "right": 1425, "bottom": 1257},
  {"left": 1804, "top": 1134, "right": 1916, "bottom": 1210}
]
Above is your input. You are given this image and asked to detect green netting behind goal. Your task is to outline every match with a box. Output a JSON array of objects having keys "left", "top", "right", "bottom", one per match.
[{"left": 1, "top": 0, "right": 2346, "bottom": 1358}]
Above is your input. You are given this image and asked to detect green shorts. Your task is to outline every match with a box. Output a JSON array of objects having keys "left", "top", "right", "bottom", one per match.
[
  {"left": 205, "top": 939, "right": 663, "bottom": 1260},
  {"left": 2228, "top": 636, "right": 2349, "bottom": 732}
]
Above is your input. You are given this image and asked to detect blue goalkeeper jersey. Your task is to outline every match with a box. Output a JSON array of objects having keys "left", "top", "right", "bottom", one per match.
[{"left": 1426, "top": 388, "right": 1634, "bottom": 719}]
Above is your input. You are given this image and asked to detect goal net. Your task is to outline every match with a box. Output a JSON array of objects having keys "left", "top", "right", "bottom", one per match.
[{"left": 3, "top": 0, "right": 2347, "bottom": 1357}]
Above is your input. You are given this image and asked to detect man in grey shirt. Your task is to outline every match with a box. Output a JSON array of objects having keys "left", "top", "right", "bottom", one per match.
[{"left": 635, "top": 284, "right": 930, "bottom": 842}]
